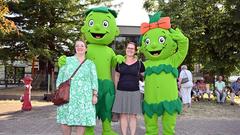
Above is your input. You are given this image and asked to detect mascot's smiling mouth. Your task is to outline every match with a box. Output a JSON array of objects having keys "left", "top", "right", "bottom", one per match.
[
  {"left": 91, "top": 33, "right": 106, "bottom": 39},
  {"left": 149, "top": 50, "right": 162, "bottom": 56}
]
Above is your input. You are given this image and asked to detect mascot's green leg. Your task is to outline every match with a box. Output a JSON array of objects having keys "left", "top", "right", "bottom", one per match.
[
  {"left": 161, "top": 112, "right": 177, "bottom": 135},
  {"left": 102, "top": 119, "right": 118, "bottom": 135},
  {"left": 144, "top": 113, "right": 159, "bottom": 135},
  {"left": 84, "top": 126, "right": 94, "bottom": 135}
]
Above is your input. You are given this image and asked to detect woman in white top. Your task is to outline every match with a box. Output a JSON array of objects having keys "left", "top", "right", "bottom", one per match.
[{"left": 179, "top": 65, "right": 193, "bottom": 112}]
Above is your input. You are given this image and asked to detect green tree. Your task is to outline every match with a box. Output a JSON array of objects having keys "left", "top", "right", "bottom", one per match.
[
  {"left": 143, "top": 0, "right": 240, "bottom": 78},
  {"left": 2, "top": 0, "right": 113, "bottom": 89}
]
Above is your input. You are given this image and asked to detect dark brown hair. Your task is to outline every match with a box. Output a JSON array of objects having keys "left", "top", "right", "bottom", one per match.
[{"left": 126, "top": 42, "right": 138, "bottom": 52}]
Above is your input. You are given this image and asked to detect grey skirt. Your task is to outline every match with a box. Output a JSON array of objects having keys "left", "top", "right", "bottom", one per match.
[{"left": 112, "top": 90, "right": 142, "bottom": 114}]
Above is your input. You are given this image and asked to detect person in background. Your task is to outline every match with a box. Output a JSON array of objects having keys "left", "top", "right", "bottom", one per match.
[
  {"left": 230, "top": 77, "right": 240, "bottom": 105},
  {"left": 112, "top": 42, "right": 145, "bottom": 135},
  {"left": 179, "top": 65, "right": 193, "bottom": 112},
  {"left": 56, "top": 40, "right": 98, "bottom": 135},
  {"left": 198, "top": 78, "right": 211, "bottom": 101},
  {"left": 215, "top": 75, "right": 226, "bottom": 104},
  {"left": 192, "top": 80, "right": 200, "bottom": 101},
  {"left": 205, "top": 83, "right": 212, "bottom": 101}
]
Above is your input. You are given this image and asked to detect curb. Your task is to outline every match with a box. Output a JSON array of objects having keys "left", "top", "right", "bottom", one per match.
[{"left": 0, "top": 95, "right": 45, "bottom": 101}]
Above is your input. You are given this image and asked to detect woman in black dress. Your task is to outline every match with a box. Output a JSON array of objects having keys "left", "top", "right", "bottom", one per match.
[{"left": 112, "top": 42, "right": 145, "bottom": 135}]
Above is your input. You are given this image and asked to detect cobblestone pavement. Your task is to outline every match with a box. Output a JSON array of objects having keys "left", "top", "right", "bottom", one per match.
[{"left": 1, "top": 105, "right": 240, "bottom": 135}]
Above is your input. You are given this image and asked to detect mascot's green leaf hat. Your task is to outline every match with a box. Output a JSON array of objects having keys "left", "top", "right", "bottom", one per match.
[{"left": 85, "top": 7, "right": 117, "bottom": 18}]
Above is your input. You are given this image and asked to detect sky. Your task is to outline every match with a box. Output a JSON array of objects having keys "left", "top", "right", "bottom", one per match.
[{"left": 111, "top": 0, "right": 149, "bottom": 26}]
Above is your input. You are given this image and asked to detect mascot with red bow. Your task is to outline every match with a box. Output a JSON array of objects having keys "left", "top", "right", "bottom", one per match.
[{"left": 139, "top": 12, "right": 189, "bottom": 135}]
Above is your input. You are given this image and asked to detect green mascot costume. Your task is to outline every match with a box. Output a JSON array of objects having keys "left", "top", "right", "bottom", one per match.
[
  {"left": 140, "top": 12, "right": 189, "bottom": 135},
  {"left": 81, "top": 7, "right": 121, "bottom": 135}
]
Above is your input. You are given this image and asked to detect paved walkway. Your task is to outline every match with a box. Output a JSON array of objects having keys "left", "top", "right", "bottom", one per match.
[
  {"left": 1, "top": 105, "right": 240, "bottom": 135},
  {"left": 1, "top": 88, "right": 240, "bottom": 135}
]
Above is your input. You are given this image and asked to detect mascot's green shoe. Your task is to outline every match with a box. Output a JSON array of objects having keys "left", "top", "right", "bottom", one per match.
[
  {"left": 84, "top": 127, "right": 94, "bottom": 135},
  {"left": 102, "top": 120, "right": 118, "bottom": 135}
]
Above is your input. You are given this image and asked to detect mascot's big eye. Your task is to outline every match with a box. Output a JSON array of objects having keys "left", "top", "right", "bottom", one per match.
[
  {"left": 89, "top": 20, "right": 94, "bottom": 27},
  {"left": 103, "top": 21, "right": 109, "bottom": 27},
  {"left": 159, "top": 36, "right": 165, "bottom": 44},
  {"left": 145, "top": 38, "right": 150, "bottom": 45}
]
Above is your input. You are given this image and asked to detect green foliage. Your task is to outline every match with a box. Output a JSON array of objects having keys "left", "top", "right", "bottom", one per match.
[
  {"left": 144, "top": 0, "right": 240, "bottom": 76},
  {"left": 0, "top": 0, "right": 115, "bottom": 89},
  {"left": 0, "top": 0, "right": 112, "bottom": 63}
]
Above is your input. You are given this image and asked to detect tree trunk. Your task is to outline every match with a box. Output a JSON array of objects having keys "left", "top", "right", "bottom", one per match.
[
  {"left": 32, "top": 56, "right": 48, "bottom": 90},
  {"left": 31, "top": 57, "right": 35, "bottom": 78}
]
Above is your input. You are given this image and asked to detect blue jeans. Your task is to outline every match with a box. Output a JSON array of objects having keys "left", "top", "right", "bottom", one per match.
[{"left": 215, "top": 91, "right": 226, "bottom": 103}]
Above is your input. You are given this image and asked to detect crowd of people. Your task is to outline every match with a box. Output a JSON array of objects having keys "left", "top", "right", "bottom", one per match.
[
  {"left": 191, "top": 76, "right": 240, "bottom": 105},
  {"left": 55, "top": 40, "right": 240, "bottom": 135},
  {"left": 178, "top": 67, "right": 240, "bottom": 112},
  {"left": 53, "top": 6, "right": 239, "bottom": 135},
  {"left": 55, "top": 41, "right": 240, "bottom": 135}
]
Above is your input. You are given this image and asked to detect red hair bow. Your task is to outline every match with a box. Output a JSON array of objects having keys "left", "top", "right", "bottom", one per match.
[{"left": 140, "top": 17, "right": 171, "bottom": 34}]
